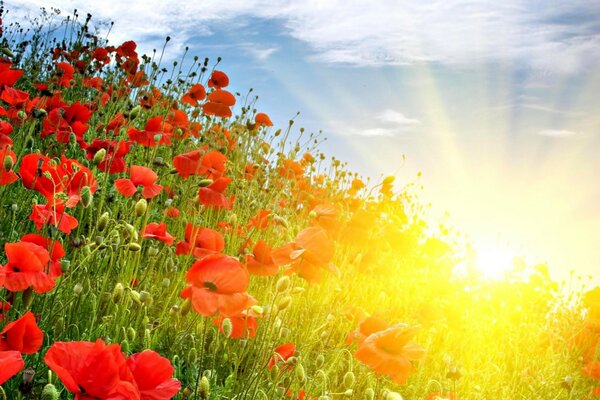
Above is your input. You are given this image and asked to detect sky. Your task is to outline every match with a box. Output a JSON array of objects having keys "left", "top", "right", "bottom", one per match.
[{"left": 6, "top": 1, "right": 600, "bottom": 283}]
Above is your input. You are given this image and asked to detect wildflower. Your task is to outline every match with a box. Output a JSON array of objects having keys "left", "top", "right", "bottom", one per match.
[
  {"left": 0, "top": 145, "right": 18, "bottom": 185},
  {"left": 268, "top": 342, "right": 296, "bottom": 370},
  {"left": 126, "top": 350, "right": 181, "bottom": 399},
  {"left": 202, "top": 89, "right": 236, "bottom": 118},
  {"left": 30, "top": 201, "right": 79, "bottom": 235},
  {"left": 254, "top": 112, "right": 273, "bottom": 127},
  {"left": 198, "top": 177, "right": 233, "bottom": 209},
  {"left": 0, "top": 351, "right": 24, "bottom": 385},
  {"left": 128, "top": 116, "right": 172, "bottom": 147},
  {"left": 245, "top": 240, "right": 278, "bottom": 276},
  {"left": 173, "top": 149, "right": 227, "bottom": 180},
  {"left": 272, "top": 227, "right": 336, "bottom": 283},
  {"left": 142, "top": 222, "right": 175, "bottom": 246},
  {"left": 212, "top": 309, "right": 259, "bottom": 339},
  {"left": 55, "top": 62, "right": 75, "bottom": 87},
  {"left": 181, "top": 84, "right": 206, "bottom": 106},
  {"left": 115, "top": 165, "right": 163, "bottom": 199},
  {"left": 355, "top": 324, "right": 425, "bottom": 384},
  {"left": 0, "top": 311, "right": 44, "bottom": 354},
  {"left": 1, "top": 234, "right": 64, "bottom": 293},
  {"left": 85, "top": 139, "right": 132, "bottom": 174},
  {"left": 175, "top": 223, "right": 224, "bottom": 258},
  {"left": 208, "top": 70, "right": 229, "bottom": 89},
  {"left": 180, "top": 253, "right": 256, "bottom": 317}
]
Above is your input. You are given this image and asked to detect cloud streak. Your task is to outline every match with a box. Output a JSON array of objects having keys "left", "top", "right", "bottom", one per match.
[{"left": 6, "top": 0, "right": 600, "bottom": 74}]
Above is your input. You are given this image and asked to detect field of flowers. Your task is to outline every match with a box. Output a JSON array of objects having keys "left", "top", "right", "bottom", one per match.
[{"left": 0, "top": 7, "right": 599, "bottom": 400}]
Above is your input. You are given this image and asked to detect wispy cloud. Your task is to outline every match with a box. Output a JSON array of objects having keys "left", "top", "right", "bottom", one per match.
[
  {"left": 6, "top": 0, "right": 600, "bottom": 74},
  {"left": 332, "top": 109, "right": 421, "bottom": 137},
  {"left": 538, "top": 129, "right": 577, "bottom": 137}
]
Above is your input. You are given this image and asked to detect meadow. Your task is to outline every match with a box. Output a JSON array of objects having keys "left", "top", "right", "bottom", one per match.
[{"left": 0, "top": 7, "right": 599, "bottom": 400}]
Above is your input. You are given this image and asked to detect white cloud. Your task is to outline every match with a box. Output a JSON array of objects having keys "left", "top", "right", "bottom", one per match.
[
  {"left": 6, "top": 0, "right": 600, "bottom": 74},
  {"left": 331, "top": 109, "right": 421, "bottom": 137},
  {"left": 376, "top": 109, "right": 421, "bottom": 127},
  {"left": 538, "top": 129, "right": 577, "bottom": 137}
]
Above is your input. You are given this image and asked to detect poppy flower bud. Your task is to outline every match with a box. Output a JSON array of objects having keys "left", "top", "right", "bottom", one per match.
[
  {"left": 169, "top": 304, "right": 179, "bottom": 317},
  {"left": 279, "top": 327, "right": 289, "bottom": 339},
  {"left": 272, "top": 215, "right": 288, "bottom": 228},
  {"left": 32, "top": 108, "right": 47, "bottom": 119},
  {"left": 130, "top": 290, "right": 141, "bottom": 304},
  {"left": 97, "top": 212, "right": 110, "bottom": 231},
  {"left": 295, "top": 363, "right": 306, "bottom": 383},
  {"left": 41, "top": 383, "right": 59, "bottom": 400},
  {"left": 277, "top": 295, "right": 292, "bottom": 310},
  {"left": 343, "top": 371, "right": 355, "bottom": 388},
  {"left": 315, "top": 354, "right": 325, "bottom": 369},
  {"left": 251, "top": 305, "right": 264, "bottom": 315},
  {"left": 162, "top": 277, "right": 171, "bottom": 287},
  {"left": 1, "top": 47, "right": 14, "bottom": 57},
  {"left": 22, "top": 287, "right": 34, "bottom": 308},
  {"left": 198, "top": 178, "right": 213, "bottom": 187},
  {"left": 364, "top": 388, "right": 375, "bottom": 400},
  {"left": 561, "top": 375, "right": 573, "bottom": 391},
  {"left": 127, "top": 326, "right": 136, "bottom": 341},
  {"left": 112, "top": 283, "right": 125, "bottom": 303},
  {"left": 198, "top": 376, "right": 210, "bottom": 399},
  {"left": 180, "top": 298, "right": 192, "bottom": 316},
  {"left": 386, "top": 392, "right": 403, "bottom": 400},
  {"left": 11, "top": 203, "right": 18, "bottom": 212},
  {"left": 148, "top": 246, "right": 159, "bottom": 256},
  {"left": 53, "top": 317, "right": 65, "bottom": 335},
  {"left": 188, "top": 348, "right": 197, "bottom": 364},
  {"left": 93, "top": 148, "right": 106, "bottom": 164},
  {"left": 17, "top": 110, "right": 27, "bottom": 120},
  {"left": 181, "top": 386, "right": 193, "bottom": 399},
  {"left": 3, "top": 155, "right": 13, "bottom": 171},
  {"left": 221, "top": 318, "right": 233, "bottom": 338},
  {"left": 73, "top": 283, "right": 84, "bottom": 295},
  {"left": 130, "top": 105, "right": 142, "bottom": 118},
  {"left": 135, "top": 198, "right": 147, "bottom": 216},
  {"left": 128, "top": 242, "right": 142, "bottom": 252},
  {"left": 270, "top": 365, "right": 279, "bottom": 381},
  {"left": 291, "top": 286, "right": 305, "bottom": 294},
  {"left": 275, "top": 276, "right": 290, "bottom": 293},
  {"left": 139, "top": 290, "right": 152, "bottom": 305}
]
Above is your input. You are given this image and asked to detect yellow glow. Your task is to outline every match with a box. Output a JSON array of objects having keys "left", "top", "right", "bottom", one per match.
[{"left": 474, "top": 241, "right": 516, "bottom": 278}]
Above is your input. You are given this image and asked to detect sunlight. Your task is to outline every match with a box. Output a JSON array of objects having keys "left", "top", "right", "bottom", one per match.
[{"left": 474, "top": 241, "right": 516, "bottom": 278}]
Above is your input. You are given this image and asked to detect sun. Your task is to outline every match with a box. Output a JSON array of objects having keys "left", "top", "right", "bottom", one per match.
[{"left": 474, "top": 241, "right": 517, "bottom": 278}]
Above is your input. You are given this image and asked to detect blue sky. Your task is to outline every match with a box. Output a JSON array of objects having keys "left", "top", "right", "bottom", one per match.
[{"left": 8, "top": 1, "right": 600, "bottom": 282}]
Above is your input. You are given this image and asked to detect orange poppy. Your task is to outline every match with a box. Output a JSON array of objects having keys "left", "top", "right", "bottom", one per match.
[
  {"left": 180, "top": 253, "right": 255, "bottom": 317},
  {"left": 254, "top": 112, "right": 273, "bottom": 127},
  {"left": 245, "top": 240, "right": 278, "bottom": 276},
  {"left": 208, "top": 70, "right": 229, "bottom": 88},
  {"left": 268, "top": 342, "right": 295, "bottom": 370},
  {"left": 115, "top": 165, "right": 163, "bottom": 199},
  {"left": 175, "top": 223, "right": 224, "bottom": 258},
  {"left": 181, "top": 84, "right": 206, "bottom": 106},
  {"left": 142, "top": 222, "right": 175, "bottom": 246},
  {"left": 355, "top": 324, "right": 425, "bottom": 384}
]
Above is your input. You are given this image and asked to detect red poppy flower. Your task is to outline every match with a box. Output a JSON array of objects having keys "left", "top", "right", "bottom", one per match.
[
  {"left": 248, "top": 209, "right": 271, "bottom": 230},
  {"left": 173, "top": 150, "right": 227, "bottom": 180},
  {"left": 1, "top": 240, "right": 52, "bottom": 293},
  {"left": 0, "top": 351, "right": 24, "bottom": 385},
  {"left": 198, "top": 177, "right": 233, "bottom": 209},
  {"left": 86, "top": 139, "right": 132, "bottom": 174},
  {"left": 0, "top": 311, "right": 44, "bottom": 354},
  {"left": 202, "top": 89, "right": 236, "bottom": 118},
  {"left": 355, "top": 324, "right": 425, "bottom": 384},
  {"left": 163, "top": 207, "right": 180, "bottom": 218},
  {"left": 175, "top": 223, "right": 224, "bottom": 258},
  {"left": 180, "top": 253, "right": 255, "bottom": 317},
  {"left": 207, "top": 70, "right": 229, "bottom": 88},
  {"left": 127, "top": 350, "right": 181, "bottom": 399},
  {"left": 44, "top": 339, "right": 139, "bottom": 399},
  {"left": 245, "top": 241, "right": 278, "bottom": 276},
  {"left": 346, "top": 315, "right": 389, "bottom": 346},
  {"left": 61, "top": 156, "right": 98, "bottom": 207},
  {"left": 56, "top": 62, "right": 75, "bottom": 87},
  {"left": 142, "top": 223, "right": 175, "bottom": 246},
  {"left": 0, "top": 62, "right": 23, "bottom": 88},
  {"left": 584, "top": 361, "right": 600, "bottom": 380},
  {"left": 128, "top": 116, "right": 172, "bottom": 147},
  {"left": 181, "top": 84, "right": 206, "bottom": 106},
  {"left": 30, "top": 202, "right": 79, "bottom": 235},
  {"left": 271, "top": 227, "right": 336, "bottom": 283},
  {"left": 0, "top": 120, "right": 13, "bottom": 146},
  {"left": 212, "top": 309, "right": 259, "bottom": 339},
  {"left": 0, "top": 302, "right": 10, "bottom": 322},
  {"left": 115, "top": 165, "right": 163, "bottom": 199},
  {"left": 268, "top": 342, "right": 296, "bottom": 370},
  {"left": 254, "top": 112, "right": 273, "bottom": 127},
  {"left": 20, "top": 153, "right": 68, "bottom": 200},
  {"left": 41, "top": 101, "right": 92, "bottom": 146},
  {"left": 0, "top": 145, "right": 17, "bottom": 185}
]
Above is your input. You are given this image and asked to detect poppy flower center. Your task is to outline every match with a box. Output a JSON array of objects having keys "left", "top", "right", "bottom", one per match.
[{"left": 203, "top": 281, "right": 218, "bottom": 291}]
